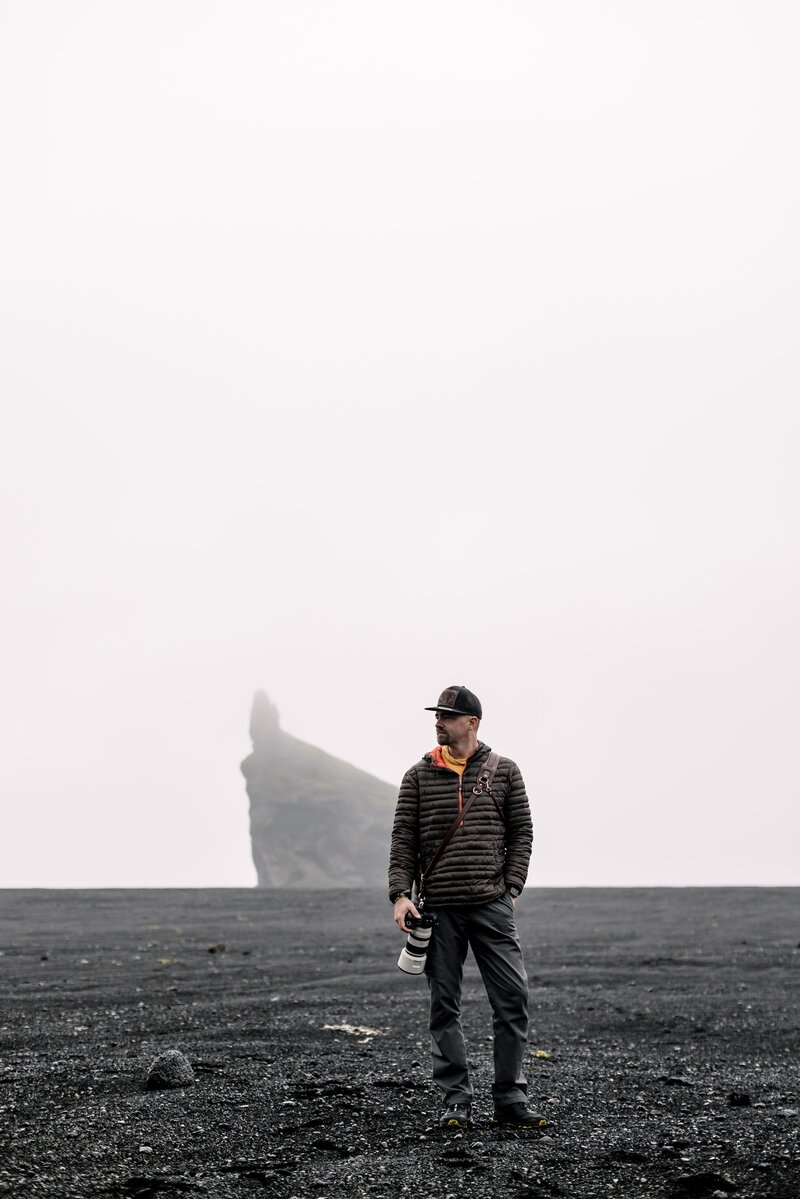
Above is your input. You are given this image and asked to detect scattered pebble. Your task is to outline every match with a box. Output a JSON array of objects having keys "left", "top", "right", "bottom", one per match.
[{"left": 145, "top": 1049, "right": 195, "bottom": 1091}]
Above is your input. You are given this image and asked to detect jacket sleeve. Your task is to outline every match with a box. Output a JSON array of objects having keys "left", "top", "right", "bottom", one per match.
[
  {"left": 504, "top": 762, "right": 533, "bottom": 892},
  {"left": 388, "top": 766, "right": 420, "bottom": 896}
]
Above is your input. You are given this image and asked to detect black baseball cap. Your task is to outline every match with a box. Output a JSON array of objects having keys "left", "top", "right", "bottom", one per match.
[{"left": 424, "top": 686, "right": 482, "bottom": 720}]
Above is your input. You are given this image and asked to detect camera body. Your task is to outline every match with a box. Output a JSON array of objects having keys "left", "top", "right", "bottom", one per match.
[{"left": 397, "top": 909, "right": 436, "bottom": 975}]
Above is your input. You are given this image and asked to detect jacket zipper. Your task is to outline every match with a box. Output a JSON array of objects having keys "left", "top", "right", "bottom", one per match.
[
  {"left": 435, "top": 748, "right": 481, "bottom": 831},
  {"left": 441, "top": 760, "right": 466, "bottom": 831}
]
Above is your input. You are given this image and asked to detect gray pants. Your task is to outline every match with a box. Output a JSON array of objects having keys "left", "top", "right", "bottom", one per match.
[{"left": 425, "top": 894, "right": 529, "bottom": 1106}]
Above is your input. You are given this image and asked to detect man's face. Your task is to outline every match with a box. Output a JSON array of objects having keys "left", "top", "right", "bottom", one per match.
[{"left": 434, "top": 710, "right": 473, "bottom": 745}]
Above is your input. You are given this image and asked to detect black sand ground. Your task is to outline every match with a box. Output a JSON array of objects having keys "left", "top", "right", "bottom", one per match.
[{"left": 0, "top": 888, "right": 798, "bottom": 1198}]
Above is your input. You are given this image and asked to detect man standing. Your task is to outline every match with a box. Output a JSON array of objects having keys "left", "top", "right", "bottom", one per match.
[{"left": 388, "top": 685, "right": 547, "bottom": 1130}]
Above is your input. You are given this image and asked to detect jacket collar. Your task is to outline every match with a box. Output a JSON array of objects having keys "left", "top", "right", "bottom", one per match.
[{"left": 424, "top": 741, "right": 490, "bottom": 768}]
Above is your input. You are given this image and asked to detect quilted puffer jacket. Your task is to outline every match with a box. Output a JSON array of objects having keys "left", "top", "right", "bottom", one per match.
[{"left": 388, "top": 741, "right": 533, "bottom": 908}]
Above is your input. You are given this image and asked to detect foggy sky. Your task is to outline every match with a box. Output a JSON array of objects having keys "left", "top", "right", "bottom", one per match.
[{"left": 1, "top": 2, "right": 798, "bottom": 887}]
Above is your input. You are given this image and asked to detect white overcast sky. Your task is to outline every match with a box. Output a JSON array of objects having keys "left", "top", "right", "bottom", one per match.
[{"left": 1, "top": 2, "right": 798, "bottom": 887}]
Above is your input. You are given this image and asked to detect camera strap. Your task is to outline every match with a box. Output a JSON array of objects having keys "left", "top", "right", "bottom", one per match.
[{"left": 419, "top": 751, "right": 500, "bottom": 904}]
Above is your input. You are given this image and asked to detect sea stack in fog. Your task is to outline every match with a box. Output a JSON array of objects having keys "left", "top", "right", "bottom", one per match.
[{"left": 241, "top": 691, "right": 397, "bottom": 887}]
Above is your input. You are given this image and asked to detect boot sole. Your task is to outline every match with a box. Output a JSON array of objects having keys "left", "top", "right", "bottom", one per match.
[{"left": 492, "top": 1116, "right": 548, "bottom": 1129}]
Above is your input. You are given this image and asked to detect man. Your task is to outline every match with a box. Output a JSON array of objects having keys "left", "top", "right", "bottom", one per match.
[{"left": 388, "top": 685, "right": 547, "bottom": 1130}]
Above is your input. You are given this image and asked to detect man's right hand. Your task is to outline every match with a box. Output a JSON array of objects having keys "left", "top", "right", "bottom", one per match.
[{"left": 393, "top": 895, "right": 421, "bottom": 932}]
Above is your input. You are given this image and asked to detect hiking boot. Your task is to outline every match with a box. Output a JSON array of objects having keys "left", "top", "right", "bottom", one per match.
[
  {"left": 493, "top": 1101, "right": 548, "bottom": 1129},
  {"left": 439, "top": 1102, "right": 472, "bottom": 1128}
]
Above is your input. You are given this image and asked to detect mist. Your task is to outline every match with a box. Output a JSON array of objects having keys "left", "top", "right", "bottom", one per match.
[{"left": 1, "top": 2, "right": 797, "bottom": 886}]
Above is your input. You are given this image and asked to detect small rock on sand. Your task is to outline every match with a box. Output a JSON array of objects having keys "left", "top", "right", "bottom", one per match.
[{"left": 145, "top": 1049, "right": 195, "bottom": 1091}]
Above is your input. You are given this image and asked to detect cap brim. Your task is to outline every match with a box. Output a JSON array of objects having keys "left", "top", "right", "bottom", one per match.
[{"left": 424, "top": 705, "right": 471, "bottom": 714}]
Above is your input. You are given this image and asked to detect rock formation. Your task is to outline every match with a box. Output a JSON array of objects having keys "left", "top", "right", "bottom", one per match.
[{"left": 241, "top": 691, "right": 397, "bottom": 888}]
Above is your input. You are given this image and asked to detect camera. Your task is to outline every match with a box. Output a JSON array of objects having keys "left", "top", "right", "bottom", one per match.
[{"left": 397, "top": 910, "right": 436, "bottom": 975}]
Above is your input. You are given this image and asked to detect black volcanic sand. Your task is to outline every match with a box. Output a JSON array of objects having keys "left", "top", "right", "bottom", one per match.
[{"left": 1, "top": 889, "right": 798, "bottom": 1199}]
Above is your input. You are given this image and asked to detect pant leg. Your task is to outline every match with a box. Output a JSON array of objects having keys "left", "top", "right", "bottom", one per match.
[
  {"left": 425, "top": 906, "right": 471, "bottom": 1104},
  {"left": 467, "top": 895, "right": 529, "bottom": 1106}
]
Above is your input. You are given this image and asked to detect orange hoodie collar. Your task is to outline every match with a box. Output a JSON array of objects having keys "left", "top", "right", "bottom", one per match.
[{"left": 429, "top": 743, "right": 484, "bottom": 770}]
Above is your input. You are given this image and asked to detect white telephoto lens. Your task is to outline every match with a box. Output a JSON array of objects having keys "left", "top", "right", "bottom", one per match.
[
  {"left": 397, "top": 945, "right": 427, "bottom": 974},
  {"left": 397, "top": 922, "right": 433, "bottom": 974}
]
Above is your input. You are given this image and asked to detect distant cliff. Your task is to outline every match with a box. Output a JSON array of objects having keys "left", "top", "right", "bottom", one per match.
[{"left": 240, "top": 691, "right": 398, "bottom": 888}]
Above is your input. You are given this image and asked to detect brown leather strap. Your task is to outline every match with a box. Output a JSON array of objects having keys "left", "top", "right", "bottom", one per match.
[{"left": 419, "top": 751, "right": 500, "bottom": 903}]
